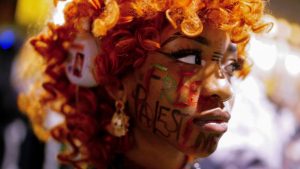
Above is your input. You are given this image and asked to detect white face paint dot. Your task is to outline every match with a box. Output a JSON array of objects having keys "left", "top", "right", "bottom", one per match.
[{"left": 65, "top": 33, "right": 99, "bottom": 87}]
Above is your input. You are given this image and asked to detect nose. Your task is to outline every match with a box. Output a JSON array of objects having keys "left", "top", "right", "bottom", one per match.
[{"left": 200, "top": 65, "right": 233, "bottom": 102}]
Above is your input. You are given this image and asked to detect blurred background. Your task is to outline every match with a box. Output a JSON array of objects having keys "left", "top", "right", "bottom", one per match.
[{"left": 0, "top": 0, "right": 300, "bottom": 169}]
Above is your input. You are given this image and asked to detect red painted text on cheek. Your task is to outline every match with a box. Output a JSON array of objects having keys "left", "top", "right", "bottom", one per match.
[{"left": 174, "top": 70, "right": 202, "bottom": 108}]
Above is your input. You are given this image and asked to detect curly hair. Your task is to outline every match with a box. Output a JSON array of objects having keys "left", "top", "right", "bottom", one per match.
[{"left": 18, "top": 0, "right": 270, "bottom": 168}]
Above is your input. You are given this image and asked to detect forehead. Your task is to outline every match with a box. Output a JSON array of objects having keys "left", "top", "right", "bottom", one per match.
[{"left": 161, "top": 24, "right": 230, "bottom": 54}]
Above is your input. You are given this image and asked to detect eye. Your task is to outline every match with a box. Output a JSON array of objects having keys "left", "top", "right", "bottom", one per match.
[
  {"left": 223, "top": 60, "right": 241, "bottom": 76},
  {"left": 171, "top": 49, "right": 202, "bottom": 65},
  {"left": 177, "top": 55, "right": 199, "bottom": 64},
  {"left": 159, "top": 49, "right": 202, "bottom": 65}
]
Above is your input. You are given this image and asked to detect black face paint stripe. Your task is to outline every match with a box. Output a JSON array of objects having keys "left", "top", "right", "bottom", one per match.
[{"left": 212, "top": 52, "right": 223, "bottom": 61}]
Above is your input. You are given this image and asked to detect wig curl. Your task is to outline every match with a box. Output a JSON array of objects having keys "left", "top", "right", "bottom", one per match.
[{"left": 18, "top": 0, "right": 270, "bottom": 168}]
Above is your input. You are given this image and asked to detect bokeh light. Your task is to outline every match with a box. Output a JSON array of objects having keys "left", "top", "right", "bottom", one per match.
[
  {"left": 285, "top": 52, "right": 300, "bottom": 76},
  {"left": 0, "top": 29, "right": 15, "bottom": 50},
  {"left": 248, "top": 37, "right": 278, "bottom": 71}
]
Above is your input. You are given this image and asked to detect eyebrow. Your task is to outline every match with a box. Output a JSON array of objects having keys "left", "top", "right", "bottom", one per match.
[{"left": 161, "top": 32, "right": 210, "bottom": 47}]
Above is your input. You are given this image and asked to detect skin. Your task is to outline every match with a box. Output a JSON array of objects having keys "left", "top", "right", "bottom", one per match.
[{"left": 113, "top": 23, "right": 238, "bottom": 169}]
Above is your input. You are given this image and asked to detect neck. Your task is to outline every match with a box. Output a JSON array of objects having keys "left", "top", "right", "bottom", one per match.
[{"left": 125, "top": 127, "right": 188, "bottom": 169}]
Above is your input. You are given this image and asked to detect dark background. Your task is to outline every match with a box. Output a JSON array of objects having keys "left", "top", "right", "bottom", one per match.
[{"left": 270, "top": 0, "right": 300, "bottom": 24}]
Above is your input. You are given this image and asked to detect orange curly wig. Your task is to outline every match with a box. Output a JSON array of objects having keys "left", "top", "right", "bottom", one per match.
[{"left": 18, "top": 0, "right": 271, "bottom": 168}]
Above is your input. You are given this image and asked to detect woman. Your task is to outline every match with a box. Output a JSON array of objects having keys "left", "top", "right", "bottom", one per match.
[{"left": 18, "top": 0, "right": 270, "bottom": 168}]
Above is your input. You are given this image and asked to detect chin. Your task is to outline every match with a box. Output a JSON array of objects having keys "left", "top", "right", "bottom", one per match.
[
  {"left": 189, "top": 142, "right": 219, "bottom": 158},
  {"left": 179, "top": 136, "right": 220, "bottom": 158}
]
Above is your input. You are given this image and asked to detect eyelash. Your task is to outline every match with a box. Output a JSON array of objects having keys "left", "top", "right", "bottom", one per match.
[
  {"left": 160, "top": 49, "right": 202, "bottom": 65},
  {"left": 223, "top": 60, "right": 242, "bottom": 76}
]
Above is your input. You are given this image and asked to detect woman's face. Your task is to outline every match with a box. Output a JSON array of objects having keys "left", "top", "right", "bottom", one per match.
[{"left": 123, "top": 23, "right": 237, "bottom": 157}]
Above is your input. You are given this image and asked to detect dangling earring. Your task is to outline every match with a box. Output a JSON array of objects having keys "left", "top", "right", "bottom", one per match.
[{"left": 106, "top": 98, "right": 129, "bottom": 137}]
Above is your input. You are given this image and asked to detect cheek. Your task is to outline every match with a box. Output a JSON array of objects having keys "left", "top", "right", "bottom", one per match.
[
  {"left": 132, "top": 62, "right": 205, "bottom": 115},
  {"left": 125, "top": 62, "right": 192, "bottom": 133},
  {"left": 175, "top": 80, "right": 202, "bottom": 109},
  {"left": 147, "top": 65, "right": 204, "bottom": 113},
  {"left": 126, "top": 69, "right": 189, "bottom": 141}
]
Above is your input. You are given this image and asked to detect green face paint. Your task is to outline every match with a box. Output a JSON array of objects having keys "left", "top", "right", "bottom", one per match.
[{"left": 153, "top": 64, "right": 168, "bottom": 72}]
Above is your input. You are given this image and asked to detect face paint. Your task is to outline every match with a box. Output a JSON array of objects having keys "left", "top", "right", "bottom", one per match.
[
  {"left": 124, "top": 24, "right": 238, "bottom": 157},
  {"left": 160, "top": 75, "right": 177, "bottom": 103},
  {"left": 151, "top": 64, "right": 177, "bottom": 104},
  {"left": 66, "top": 33, "right": 99, "bottom": 87}
]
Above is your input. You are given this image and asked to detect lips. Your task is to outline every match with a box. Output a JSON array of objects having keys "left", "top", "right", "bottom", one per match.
[{"left": 192, "top": 108, "right": 231, "bottom": 133}]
